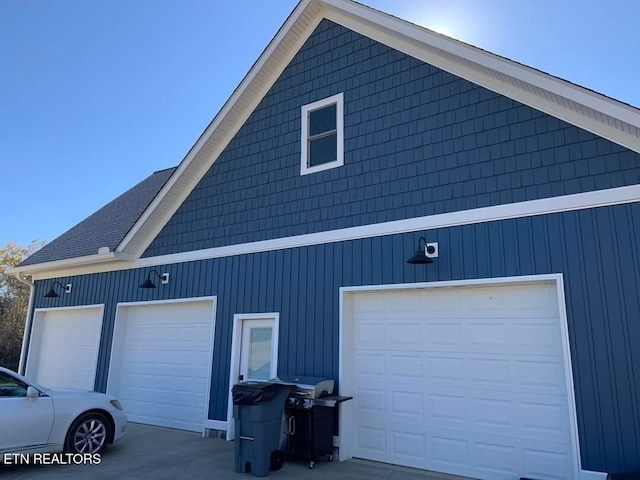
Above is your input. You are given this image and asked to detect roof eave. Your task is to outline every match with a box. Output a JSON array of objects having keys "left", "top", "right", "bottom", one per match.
[{"left": 9, "top": 251, "right": 133, "bottom": 278}]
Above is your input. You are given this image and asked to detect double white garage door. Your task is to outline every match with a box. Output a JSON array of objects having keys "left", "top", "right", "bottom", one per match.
[
  {"left": 344, "top": 282, "right": 577, "bottom": 480},
  {"left": 27, "top": 300, "right": 215, "bottom": 433}
]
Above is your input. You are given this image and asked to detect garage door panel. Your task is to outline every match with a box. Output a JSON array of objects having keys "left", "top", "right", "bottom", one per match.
[
  {"left": 27, "top": 308, "right": 103, "bottom": 391},
  {"left": 389, "top": 354, "right": 426, "bottom": 380},
  {"left": 391, "top": 390, "right": 425, "bottom": 417},
  {"left": 475, "top": 442, "right": 519, "bottom": 476},
  {"left": 356, "top": 320, "right": 563, "bottom": 357},
  {"left": 387, "top": 322, "right": 423, "bottom": 346},
  {"left": 109, "top": 300, "right": 214, "bottom": 432},
  {"left": 348, "top": 283, "right": 576, "bottom": 479},
  {"left": 425, "top": 321, "right": 464, "bottom": 346},
  {"left": 356, "top": 349, "right": 567, "bottom": 396},
  {"left": 355, "top": 417, "right": 574, "bottom": 479},
  {"left": 504, "top": 284, "right": 559, "bottom": 313},
  {"left": 355, "top": 381, "right": 571, "bottom": 444}
]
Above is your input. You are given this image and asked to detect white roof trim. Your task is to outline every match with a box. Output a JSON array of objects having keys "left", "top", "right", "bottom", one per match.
[
  {"left": 21, "top": 0, "right": 640, "bottom": 273},
  {"left": 9, "top": 251, "right": 121, "bottom": 276}
]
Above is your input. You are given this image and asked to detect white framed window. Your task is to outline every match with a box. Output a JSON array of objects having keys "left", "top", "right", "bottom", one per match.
[{"left": 300, "top": 92, "right": 344, "bottom": 175}]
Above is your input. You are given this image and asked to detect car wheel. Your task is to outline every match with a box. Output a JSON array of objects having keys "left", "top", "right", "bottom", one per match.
[{"left": 64, "top": 412, "right": 111, "bottom": 454}]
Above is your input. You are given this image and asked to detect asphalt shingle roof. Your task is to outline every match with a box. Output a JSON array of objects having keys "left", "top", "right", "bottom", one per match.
[{"left": 20, "top": 167, "right": 176, "bottom": 267}]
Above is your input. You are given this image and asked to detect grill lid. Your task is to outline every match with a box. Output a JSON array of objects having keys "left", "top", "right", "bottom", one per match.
[{"left": 276, "top": 375, "right": 334, "bottom": 398}]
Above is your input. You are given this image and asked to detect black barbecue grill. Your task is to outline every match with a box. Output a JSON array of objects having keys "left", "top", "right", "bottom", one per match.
[{"left": 278, "top": 375, "right": 352, "bottom": 469}]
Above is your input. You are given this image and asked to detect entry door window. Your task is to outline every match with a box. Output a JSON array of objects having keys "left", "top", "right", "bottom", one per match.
[{"left": 240, "top": 320, "right": 275, "bottom": 382}]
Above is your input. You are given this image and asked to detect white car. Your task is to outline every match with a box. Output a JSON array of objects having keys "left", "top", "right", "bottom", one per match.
[{"left": 0, "top": 367, "right": 127, "bottom": 458}]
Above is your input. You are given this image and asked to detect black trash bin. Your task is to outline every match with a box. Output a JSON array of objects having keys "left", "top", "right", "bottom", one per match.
[{"left": 232, "top": 381, "right": 294, "bottom": 477}]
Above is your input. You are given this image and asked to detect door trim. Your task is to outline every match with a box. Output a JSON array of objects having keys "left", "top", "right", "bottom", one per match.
[
  {"left": 226, "top": 312, "right": 280, "bottom": 441},
  {"left": 338, "top": 274, "right": 604, "bottom": 480}
]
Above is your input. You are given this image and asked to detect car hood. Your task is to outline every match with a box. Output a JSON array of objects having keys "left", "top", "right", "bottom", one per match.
[{"left": 44, "top": 388, "right": 116, "bottom": 401}]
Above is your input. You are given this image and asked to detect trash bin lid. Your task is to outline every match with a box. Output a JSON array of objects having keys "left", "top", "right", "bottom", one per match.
[{"left": 232, "top": 381, "right": 294, "bottom": 405}]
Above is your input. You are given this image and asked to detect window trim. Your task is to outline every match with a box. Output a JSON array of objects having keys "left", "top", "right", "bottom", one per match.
[{"left": 300, "top": 92, "right": 344, "bottom": 175}]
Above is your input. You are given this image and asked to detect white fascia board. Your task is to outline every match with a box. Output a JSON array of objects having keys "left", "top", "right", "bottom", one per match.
[
  {"left": 23, "top": 184, "right": 640, "bottom": 281},
  {"left": 8, "top": 252, "right": 119, "bottom": 276}
]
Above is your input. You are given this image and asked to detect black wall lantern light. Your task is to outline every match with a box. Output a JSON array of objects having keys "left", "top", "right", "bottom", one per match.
[
  {"left": 407, "top": 237, "right": 438, "bottom": 265},
  {"left": 139, "top": 270, "right": 170, "bottom": 289},
  {"left": 44, "top": 281, "right": 72, "bottom": 298}
]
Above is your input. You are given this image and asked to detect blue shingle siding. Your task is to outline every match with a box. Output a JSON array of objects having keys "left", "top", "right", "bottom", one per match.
[
  {"left": 143, "top": 20, "right": 639, "bottom": 258},
  {"left": 33, "top": 202, "right": 640, "bottom": 472}
]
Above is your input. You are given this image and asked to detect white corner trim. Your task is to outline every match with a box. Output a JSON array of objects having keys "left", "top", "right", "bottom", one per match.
[
  {"left": 301, "top": 92, "right": 344, "bottom": 175},
  {"left": 23, "top": 183, "right": 640, "bottom": 280},
  {"left": 18, "top": 276, "right": 35, "bottom": 375}
]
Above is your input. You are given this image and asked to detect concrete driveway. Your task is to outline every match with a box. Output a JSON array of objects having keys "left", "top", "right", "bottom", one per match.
[{"left": 2, "top": 423, "right": 467, "bottom": 480}]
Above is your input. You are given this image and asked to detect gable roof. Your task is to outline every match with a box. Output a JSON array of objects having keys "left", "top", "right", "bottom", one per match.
[
  {"left": 14, "top": 0, "right": 640, "bottom": 275},
  {"left": 19, "top": 167, "right": 175, "bottom": 268}
]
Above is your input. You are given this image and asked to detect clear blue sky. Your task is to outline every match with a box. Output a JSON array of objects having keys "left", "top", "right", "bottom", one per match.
[{"left": 1, "top": 0, "right": 638, "bottom": 249}]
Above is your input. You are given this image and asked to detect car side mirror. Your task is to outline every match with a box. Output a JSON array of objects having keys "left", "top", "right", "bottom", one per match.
[{"left": 26, "top": 386, "right": 40, "bottom": 399}]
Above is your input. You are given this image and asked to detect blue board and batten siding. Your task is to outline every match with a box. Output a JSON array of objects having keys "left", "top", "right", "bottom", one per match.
[
  {"left": 144, "top": 20, "right": 640, "bottom": 257},
  {"left": 28, "top": 19, "right": 640, "bottom": 474},
  {"left": 34, "top": 202, "right": 640, "bottom": 472}
]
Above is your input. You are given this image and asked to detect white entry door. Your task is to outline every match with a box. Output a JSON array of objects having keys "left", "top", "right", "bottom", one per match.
[
  {"left": 227, "top": 314, "right": 279, "bottom": 439},
  {"left": 239, "top": 319, "right": 277, "bottom": 382}
]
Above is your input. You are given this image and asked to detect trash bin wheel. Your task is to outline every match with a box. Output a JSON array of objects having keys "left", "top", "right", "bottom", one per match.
[
  {"left": 327, "top": 454, "right": 334, "bottom": 462},
  {"left": 270, "top": 450, "right": 284, "bottom": 471}
]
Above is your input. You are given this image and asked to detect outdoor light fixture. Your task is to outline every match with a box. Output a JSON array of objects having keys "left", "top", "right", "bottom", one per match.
[
  {"left": 138, "top": 270, "right": 169, "bottom": 289},
  {"left": 44, "top": 281, "right": 72, "bottom": 298},
  {"left": 407, "top": 237, "right": 438, "bottom": 265}
]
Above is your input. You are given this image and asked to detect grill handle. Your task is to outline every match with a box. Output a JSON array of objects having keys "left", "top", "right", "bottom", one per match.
[{"left": 286, "top": 415, "right": 295, "bottom": 435}]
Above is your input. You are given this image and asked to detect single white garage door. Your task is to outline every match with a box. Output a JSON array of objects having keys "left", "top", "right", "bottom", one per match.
[
  {"left": 26, "top": 307, "right": 103, "bottom": 390},
  {"left": 108, "top": 299, "right": 215, "bottom": 432},
  {"left": 345, "top": 282, "right": 576, "bottom": 480}
]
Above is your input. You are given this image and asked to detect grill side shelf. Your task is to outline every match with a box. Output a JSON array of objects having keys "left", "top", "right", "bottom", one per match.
[{"left": 313, "top": 395, "right": 353, "bottom": 408}]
